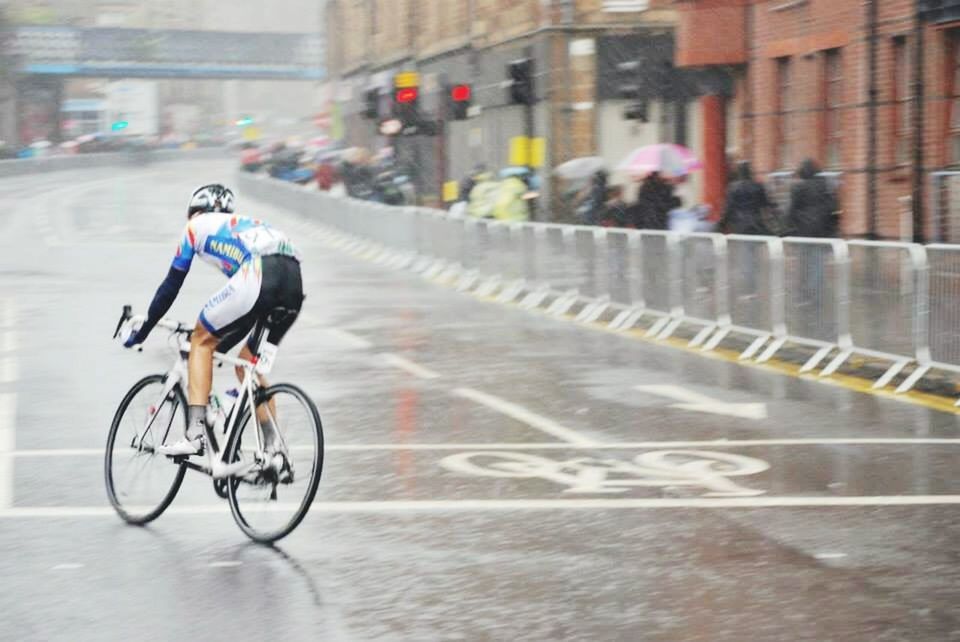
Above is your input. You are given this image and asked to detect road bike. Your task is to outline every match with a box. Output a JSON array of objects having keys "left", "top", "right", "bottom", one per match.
[{"left": 106, "top": 305, "right": 324, "bottom": 543}]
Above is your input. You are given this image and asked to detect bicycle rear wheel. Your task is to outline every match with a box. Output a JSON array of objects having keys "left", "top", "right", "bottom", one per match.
[
  {"left": 105, "top": 374, "right": 187, "bottom": 525},
  {"left": 226, "top": 383, "right": 323, "bottom": 543}
]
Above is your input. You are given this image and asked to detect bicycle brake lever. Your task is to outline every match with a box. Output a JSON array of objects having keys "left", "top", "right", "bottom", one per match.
[{"left": 113, "top": 304, "right": 133, "bottom": 339}]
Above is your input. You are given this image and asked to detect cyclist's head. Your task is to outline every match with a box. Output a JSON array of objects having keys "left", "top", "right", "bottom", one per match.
[{"left": 187, "top": 184, "right": 235, "bottom": 218}]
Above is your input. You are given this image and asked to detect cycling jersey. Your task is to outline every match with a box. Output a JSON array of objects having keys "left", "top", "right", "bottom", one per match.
[{"left": 172, "top": 213, "right": 300, "bottom": 277}]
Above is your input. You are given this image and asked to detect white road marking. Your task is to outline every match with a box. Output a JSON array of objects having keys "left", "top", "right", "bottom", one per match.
[
  {"left": 325, "top": 328, "right": 373, "bottom": 350},
  {"left": 814, "top": 553, "right": 848, "bottom": 560},
  {"left": 208, "top": 561, "right": 243, "bottom": 568},
  {"left": 34, "top": 176, "right": 135, "bottom": 247},
  {"left": 1, "top": 304, "right": 14, "bottom": 330},
  {"left": 453, "top": 388, "right": 598, "bottom": 446},
  {"left": 0, "top": 394, "right": 14, "bottom": 509},
  {"left": 0, "top": 357, "right": 17, "bottom": 384},
  {"left": 440, "top": 449, "right": 769, "bottom": 497},
  {"left": 2, "top": 331, "right": 15, "bottom": 353},
  {"left": 6, "top": 495, "right": 960, "bottom": 518},
  {"left": 382, "top": 354, "right": 441, "bottom": 380},
  {"left": 9, "top": 437, "right": 960, "bottom": 457},
  {"left": 51, "top": 563, "right": 84, "bottom": 570},
  {"left": 635, "top": 384, "right": 768, "bottom": 420}
]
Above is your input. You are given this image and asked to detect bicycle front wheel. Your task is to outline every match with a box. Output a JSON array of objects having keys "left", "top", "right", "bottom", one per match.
[
  {"left": 226, "top": 383, "right": 324, "bottom": 543},
  {"left": 105, "top": 374, "right": 187, "bottom": 525}
]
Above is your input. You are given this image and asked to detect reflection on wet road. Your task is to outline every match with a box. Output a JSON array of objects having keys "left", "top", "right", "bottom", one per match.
[{"left": 1, "top": 162, "right": 959, "bottom": 640}]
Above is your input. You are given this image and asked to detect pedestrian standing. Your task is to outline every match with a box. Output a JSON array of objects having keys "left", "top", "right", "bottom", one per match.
[
  {"left": 787, "top": 159, "right": 838, "bottom": 238},
  {"left": 720, "top": 161, "right": 777, "bottom": 295},
  {"left": 632, "top": 171, "right": 679, "bottom": 230},
  {"left": 577, "top": 170, "right": 608, "bottom": 226},
  {"left": 787, "top": 158, "right": 839, "bottom": 309},
  {"left": 719, "top": 161, "right": 775, "bottom": 236},
  {"left": 601, "top": 185, "right": 629, "bottom": 227}
]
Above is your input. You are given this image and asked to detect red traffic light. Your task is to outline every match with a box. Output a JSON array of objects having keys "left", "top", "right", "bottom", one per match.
[
  {"left": 395, "top": 87, "right": 419, "bottom": 104},
  {"left": 450, "top": 84, "right": 471, "bottom": 102}
]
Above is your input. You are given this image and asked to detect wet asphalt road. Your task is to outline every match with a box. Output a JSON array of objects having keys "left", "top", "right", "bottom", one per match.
[{"left": 2, "top": 160, "right": 960, "bottom": 641}]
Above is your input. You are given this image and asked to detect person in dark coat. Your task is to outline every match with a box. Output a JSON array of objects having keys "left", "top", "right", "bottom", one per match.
[
  {"left": 341, "top": 160, "right": 374, "bottom": 199},
  {"left": 787, "top": 159, "right": 838, "bottom": 238},
  {"left": 631, "top": 171, "right": 680, "bottom": 230},
  {"left": 719, "top": 161, "right": 775, "bottom": 235},
  {"left": 577, "top": 169, "right": 609, "bottom": 225},
  {"left": 600, "top": 185, "right": 629, "bottom": 227},
  {"left": 788, "top": 159, "right": 839, "bottom": 307}
]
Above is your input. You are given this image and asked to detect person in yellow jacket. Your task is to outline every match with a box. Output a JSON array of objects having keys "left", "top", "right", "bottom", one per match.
[
  {"left": 493, "top": 174, "right": 531, "bottom": 221},
  {"left": 467, "top": 172, "right": 499, "bottom": 219}
]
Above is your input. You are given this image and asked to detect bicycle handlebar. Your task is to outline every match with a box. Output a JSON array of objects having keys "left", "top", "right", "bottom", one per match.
[
  {"left": 154, "top": 318, "right": 193, "bottom": 336},
  {"left": 113, "top": 305, "right": 193, "bottom": 340},
  {"left": 114, "top": 305, "right": 259, "bottom": 370}
]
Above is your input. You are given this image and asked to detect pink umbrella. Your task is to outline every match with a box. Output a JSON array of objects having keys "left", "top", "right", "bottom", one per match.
[{"left": 617, "top": 143, "right": 703, "bottom": 178}]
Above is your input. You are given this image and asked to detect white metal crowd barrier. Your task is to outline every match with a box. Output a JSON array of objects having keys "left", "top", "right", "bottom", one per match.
[{"left": 236, "top": 173, "right": 960, "bottom": 400}]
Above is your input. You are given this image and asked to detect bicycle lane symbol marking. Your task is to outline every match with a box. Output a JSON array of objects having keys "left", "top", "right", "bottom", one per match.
[{"left": 439, "top": 450, "right": 771, "bottom": 497}]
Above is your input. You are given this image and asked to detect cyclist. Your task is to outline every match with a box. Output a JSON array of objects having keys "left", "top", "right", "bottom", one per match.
[{"left": 124, "top": 184, "right": 303, "bottom": 461}]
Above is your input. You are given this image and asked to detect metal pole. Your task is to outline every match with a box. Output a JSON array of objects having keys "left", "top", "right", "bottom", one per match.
[
  {"left": 867, "top": 0, "right": 878, "bottom": 239},
  {"left": 911, "top": 0, "right": 926, "bottom": 243},
  {"left": 436, "top": 76, "right": 448, "bottom": 206},
  {"left": 524, "top": 44, "right": 537, "bottom": 220}
]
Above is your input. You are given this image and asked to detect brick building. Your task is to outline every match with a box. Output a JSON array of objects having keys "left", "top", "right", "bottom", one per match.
[
  {"left": 677, "top": 0, "right": 960, "bottom": 242},
  {"left": 324, "top": 0, "right": 722, "bottom": 214}
]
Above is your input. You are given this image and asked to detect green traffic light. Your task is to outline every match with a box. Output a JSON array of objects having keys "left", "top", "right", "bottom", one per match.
[
  {"left": 235, "top": 117, "right": 254, "bottom": 127},
  {"left": 111, "top": 121, "right": 129, "bottom": 131}
]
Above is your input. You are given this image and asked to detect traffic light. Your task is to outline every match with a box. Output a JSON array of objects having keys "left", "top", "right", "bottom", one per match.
[
  {"left": 364, "top": 88, "right": 379, "bottom": 120},
  {"left": 507, "top": 58, "right": 534, "bottom": 105},
  {"left": 234, "top": 116, "right": 254, "bottom": 127},
  {"left": 390, "top": 72, "right": 422, "bottom": 131},
  {"left": 616, "top": 60, "right": 648, "bottom": 122},
  {"left": 395, "top": 87, "right": 418, "bottom": 104},
  {"left": 448, "top": 83, "right": 471, "bottom": 120},
  {"left": 392, "top": 86, "right": 420, "bottom": 129},
  {"left": 111, "top": 120, "right": 129, "bottom": 131}
]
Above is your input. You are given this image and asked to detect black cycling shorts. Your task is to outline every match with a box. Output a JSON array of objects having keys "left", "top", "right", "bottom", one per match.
[{"left": 213, "top": 255, "right": 304, "bottom": 355}]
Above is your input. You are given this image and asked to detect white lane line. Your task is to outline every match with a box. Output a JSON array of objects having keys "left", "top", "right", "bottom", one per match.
[
  {"left": 1, "top": 304, "right": 13, "bottom": 330},
  {"left": 35, "top": 176, "right": 129, "bottom": 248},
  {"left": 1, "top": 331, "right": 15, "bottom": 353},
  {"left": 0, "top": 357, "right": 17, "bottom": 384},
  {"left": 0, "top": 394, "right": 15, "bottom": 509},
  {"left": 208, "top": 561, "right": 243, "bottom": 568},
  {"left": 814, "top": 553, "right": 848, "bottom": 560},
  {"left": 325, "top": 328, "right": 373, "bottom": 350},
  {"left": 51, "top": 563, "right": 85, "bottom": 570},
  {"left": 7, "top": 495, "right": 960, "bottom": 517},
  {"left": 453, "top": 388, "right": 598, "bottom": 446},
  {"left": 382, "top": 354, "right": 442, "bottom": 380},
  {"left": 10, "top": 437, "right": 960, "bottom": 457}
]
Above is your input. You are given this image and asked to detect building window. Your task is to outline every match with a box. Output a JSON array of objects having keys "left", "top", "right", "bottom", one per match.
[
  {"left": 823, "top": 49, "right": 842, "bottom": 168},
  {"left": 949, "top": 32, "right": 960, "bottom": 164},
  {"left": 775, "top": 57, "right": 792, "bottom": 169},
  {"left": 893, "top": 37, "right": 911, "bottom": 165}
]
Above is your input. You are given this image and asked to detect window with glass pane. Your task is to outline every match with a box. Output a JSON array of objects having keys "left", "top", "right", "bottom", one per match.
[
  {"left": 825, "top": 49, "right": 842, "bottom": 168},
  {"left": 777, "top": 57, "right": 792, "bottom": 169}
]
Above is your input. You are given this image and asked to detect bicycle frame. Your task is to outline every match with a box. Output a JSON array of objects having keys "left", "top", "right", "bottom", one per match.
[{"left": 129, "top": 317, "right": 287, "bottom": 481}]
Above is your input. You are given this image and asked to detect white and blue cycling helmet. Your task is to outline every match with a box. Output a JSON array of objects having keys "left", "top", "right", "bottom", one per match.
[{"left": 187, "top": 183, "right": 235, "bottom": 218}]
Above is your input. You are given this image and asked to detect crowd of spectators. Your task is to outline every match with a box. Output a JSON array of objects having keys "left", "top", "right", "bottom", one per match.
[{"left": 573, "top": 158, "right": 839, "bottom": 238}]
